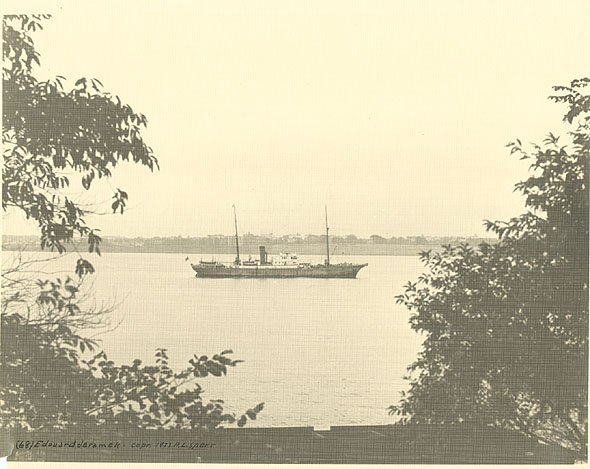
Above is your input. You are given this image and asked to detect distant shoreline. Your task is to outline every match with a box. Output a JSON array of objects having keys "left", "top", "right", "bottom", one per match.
[
  {"left": 2, "top": 236, "right": 496, "bottom": 257},
  {"left": 1, "top": 246, "right": 435, "bottom": 256}
]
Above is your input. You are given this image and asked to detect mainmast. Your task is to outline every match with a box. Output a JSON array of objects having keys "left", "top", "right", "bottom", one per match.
[
  {"left": 233, "top": 205, "right": 240, "bottom": 264},
  {"left": 325, "top": 205, "right": 330, "bottom": 266}
]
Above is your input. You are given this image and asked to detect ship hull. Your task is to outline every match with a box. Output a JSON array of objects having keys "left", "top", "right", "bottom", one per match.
[{"left": 191, "top": 263, "right": 367, "bottom": 279}]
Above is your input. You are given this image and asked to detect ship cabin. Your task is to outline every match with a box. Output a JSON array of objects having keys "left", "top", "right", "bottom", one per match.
[
  {"left": 242, "top": 256, "right": 258, "bottom": 266},
  {"left": 272, "top": 253, "right": 300, "bottom": 266}
]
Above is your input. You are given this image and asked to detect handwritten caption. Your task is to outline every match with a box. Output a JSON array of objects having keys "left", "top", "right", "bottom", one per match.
[{"left": 15, "top": 439, "right": 216, "bottom": 450}]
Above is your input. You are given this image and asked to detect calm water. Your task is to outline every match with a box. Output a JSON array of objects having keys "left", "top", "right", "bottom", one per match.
[{"left": 9, "top": 252, "right": 425, "bottom": 428}]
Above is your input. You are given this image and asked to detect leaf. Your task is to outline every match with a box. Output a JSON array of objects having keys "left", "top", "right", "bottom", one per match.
[{"left": 75, "top": 258, "right": 95, "bottom": 277}]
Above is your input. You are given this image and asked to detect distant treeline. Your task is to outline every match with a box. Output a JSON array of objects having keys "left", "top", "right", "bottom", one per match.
[{"left": 2, "top": 234, "right": 496, "bottom": 256}]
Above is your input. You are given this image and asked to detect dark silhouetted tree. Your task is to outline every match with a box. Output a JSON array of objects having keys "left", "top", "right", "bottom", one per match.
[
  {"left": 391, "top": 78, "right": 588, "bottom": 459},
  {"left": 3, "top": 14, "right": 158, "bottom": 275},
  {"left": 1, "top": 15, "right": 263, "bottom": 432}
]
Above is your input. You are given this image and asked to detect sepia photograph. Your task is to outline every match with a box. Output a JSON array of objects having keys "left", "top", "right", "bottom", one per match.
[{"left": 1, "top": 1, "right": 588, "bottom": 466}]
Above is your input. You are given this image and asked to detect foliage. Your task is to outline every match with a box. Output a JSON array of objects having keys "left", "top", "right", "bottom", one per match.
[
  {"left": 3, "top": 15, "right": 157, "bottom": 273},
  {"left": 391, "top": 78, "right": 589, "bottom": 458},
  {"left": 1, "top": 16, "right": 263, "bottom": 432},
  {"left": 1, "top": 252, "right": 114, "bottom": 333},
  {"left": 1, "top": 312, "right": 263, "bottom": 431}
]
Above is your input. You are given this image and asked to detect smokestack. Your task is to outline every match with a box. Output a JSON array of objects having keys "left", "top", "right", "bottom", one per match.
[{"left": 259, "top": 246, "right": 267, "bottom": 265}]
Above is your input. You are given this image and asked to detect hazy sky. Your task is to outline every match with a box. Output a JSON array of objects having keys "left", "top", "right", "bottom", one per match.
[{"left": 3, "top": 1, "right": 590, "bottom": 238}]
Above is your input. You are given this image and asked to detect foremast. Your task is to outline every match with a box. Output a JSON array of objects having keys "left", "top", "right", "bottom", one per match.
[{"left": 233, "top": 204, "right": 240, "bottom": 265}]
